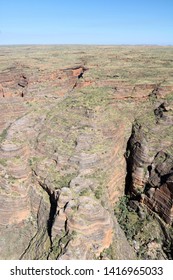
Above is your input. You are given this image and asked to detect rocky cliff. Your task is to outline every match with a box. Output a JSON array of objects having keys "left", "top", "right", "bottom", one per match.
[
  {"left": 0, "top": 45, "right": 173, "bottom": 259},
  {"left": 126, "top": 99, "right": 173, "bottom": 223},
  {"left": 124, "top": 96, "right": 173, "bottom": 258}
]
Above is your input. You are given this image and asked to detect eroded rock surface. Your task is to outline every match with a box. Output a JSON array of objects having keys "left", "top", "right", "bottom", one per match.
[
  {"left": 126, "top": 99, "right": 173, "bottom": 225},
  {"left": 0, "top": 45, "right": 173, "bottom": 259}
]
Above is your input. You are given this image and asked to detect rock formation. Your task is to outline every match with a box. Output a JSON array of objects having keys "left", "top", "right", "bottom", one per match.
[
  {"left": 125, "top": 99, "right": 173, "bottom": 225},
  {"left": 0, "top": 45, "right": 173, "bottom": 259}
]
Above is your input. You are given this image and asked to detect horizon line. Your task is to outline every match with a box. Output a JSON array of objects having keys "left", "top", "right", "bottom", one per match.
[{"left": 0, "top": 43, "right": 173, "bottom": 47}]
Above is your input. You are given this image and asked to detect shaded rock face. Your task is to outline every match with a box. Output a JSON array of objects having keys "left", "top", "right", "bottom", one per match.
[
  {"left": 125, "top": 121, "right": 149, "bottom": 196},
  {"left": 126, "top": 100, "right": 173, "bottom": 225}
]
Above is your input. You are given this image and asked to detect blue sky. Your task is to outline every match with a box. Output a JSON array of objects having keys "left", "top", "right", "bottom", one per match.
[{"left": 0, "top": 0, "right": 173, "bottom": 45}]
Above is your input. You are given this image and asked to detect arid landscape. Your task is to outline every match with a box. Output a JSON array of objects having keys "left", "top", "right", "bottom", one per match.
[{"left": 0, "top": 45, "right": 173, "bottom": 259}]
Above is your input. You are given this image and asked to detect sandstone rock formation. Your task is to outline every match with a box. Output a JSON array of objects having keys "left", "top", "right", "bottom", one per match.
[
  {"left": 125, "top": 99, "right": 173, "bottom": 225},
  {"left": 0, "top": 45, "right": 173, "bottom": 259}
]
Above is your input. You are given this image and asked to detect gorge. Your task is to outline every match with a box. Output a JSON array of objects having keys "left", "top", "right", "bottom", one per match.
[{"left": 0, "top": 45, "right": 173, "bottom": 259}]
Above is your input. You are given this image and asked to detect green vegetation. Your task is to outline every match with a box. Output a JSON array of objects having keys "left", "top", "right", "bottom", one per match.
[
  {"left": 86, "top": 169, "right": 107, "bottom": 200},
  {"left": 114, "top": 196, "right": 168, "bottom": 259},
  {"left": 0, "top": 127, "right": 8, "bottom": 143},
  {"left": 165, "top": 91, "right": 173, "bottom": 101},
  {"left": 100, "top": 244, "right": 115, "bottom": 259},
  {"left": 74, "top": 86, "right": 112, "bottom": 109},
  {"left": 54, "top": 173, "right": 76, "bottom": 189},
  {"left": 49, "top": 230, "right": 77, "bottom": 259},
  {"left": 114, "top": 196, "right": 138, "bottom": 239},
  {"left": 29, "top": 156, "right": 38, "bottom": 166},
  {"left": 79, "top": 188, "right": 90, "bottom": 196},
  {"left": 94, "top": 186, "right": 103, "bottom": 199},
  {"left": 0, "top": 158, "right": 7, "bottom": 166}
]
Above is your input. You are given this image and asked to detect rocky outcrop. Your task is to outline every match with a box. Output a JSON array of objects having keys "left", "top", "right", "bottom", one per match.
[
  {"left": 125, "top": 100, "right": 173, "bottom": 225},
  {"left": 57, "top": 196, "right": 114, "bottom": 259},
  {"left": 63, "top": 65, "right": 88, "bottom": 78},
  {"left": 0, "top": 66, "right": 29, "bottom": 97},
  {"left": 144, "top": 153, "right": 173, "bottom": 224},
  {"left": 125, "top": 120, "right": 149, "bottom": 196}
]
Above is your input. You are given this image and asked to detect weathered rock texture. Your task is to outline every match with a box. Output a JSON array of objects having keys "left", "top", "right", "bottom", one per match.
[
  {"left": 126, "top": 100, "right": 173, "bottom": 225},
  {"left": 0, "top": 45, "right": 173, "bottom": 259}
]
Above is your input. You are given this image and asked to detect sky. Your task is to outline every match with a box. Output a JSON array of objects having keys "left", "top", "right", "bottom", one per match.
[{"left": 0, "top": 0, "right": 173, "bottom": 45}]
